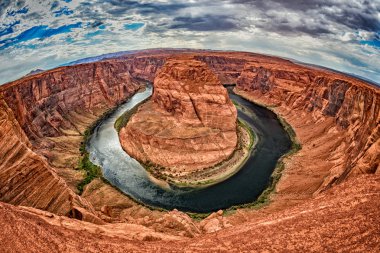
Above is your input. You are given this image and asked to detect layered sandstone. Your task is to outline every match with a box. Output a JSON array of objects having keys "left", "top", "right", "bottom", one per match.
[
  {"left": 0, "top": 97, "right": 102, "bottom": 223},
  {"left": 0, "top": 61, "right": 143, "bottom": 175},
  {"left": 0, "top": 173, "right": 379, "bottom": 252},
  {"left": 1, "top": 49, "right": 378, "bottom": 209},
  {"left": 120, "top": 57, "right": 238, "bottom": 175},
  {"left": 0, "top": 60, "right": 144, "bottom": 221},
  {"left": 235, "top": 61, "right": 380, "bottom": 208}
]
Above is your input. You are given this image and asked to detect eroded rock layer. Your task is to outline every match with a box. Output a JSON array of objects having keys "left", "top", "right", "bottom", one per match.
[
  {"left": 0, "top": 60, "right": 144, "bottom": 221},
  {"left": 120, "top": 57, "right": 238, "bottom": 171},
  {"left": 0, "top": 97, "right": 101, "bottom": 223},
  {"left": 235, "top": 61, "right": 379, "bottom": 201},
  {"left": 0, "top": 173, "right": 378, "bottom": 252}
]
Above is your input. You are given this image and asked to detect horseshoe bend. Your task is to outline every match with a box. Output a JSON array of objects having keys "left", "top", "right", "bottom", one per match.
[
  {"left": 118, "top": 57, "right": 247, "bottom": 187},
  {"left": 0, "top": 49, "right": 379, "bottom": 252}
]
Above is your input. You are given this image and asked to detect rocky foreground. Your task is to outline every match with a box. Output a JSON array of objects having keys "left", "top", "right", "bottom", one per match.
[
  {"left": 119, "top": 57, "right": 238, "bottom": 179},
  {"left": 1, "top": 174, "right": 379, "bottom": 252},
  {"left": 0, "top": 49, "right": 379, "bottom": 252}
]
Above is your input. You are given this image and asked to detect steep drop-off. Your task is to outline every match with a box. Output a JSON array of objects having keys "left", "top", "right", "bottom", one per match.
[
  {"left": 0, "top": 97, "right": 102, "bottom": 223},
  {"left": 235, "top": 61, "right": 379, "bottom": 208},
  {"left": 119, "top": 57, "right": 238, "bottom": 174},
  {"left": 0, "top": 60, "right": 144, "bottom": 220},
  {"left": 0, "top": 61, "right": 144, "bottom": 177},
  {"left": 1, "top": 173, "right": 378, "bottom": 252}
]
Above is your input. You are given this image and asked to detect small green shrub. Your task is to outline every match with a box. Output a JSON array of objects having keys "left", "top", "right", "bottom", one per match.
[{"left": 77, "top": 153, "right": 102, "bottom": 194}]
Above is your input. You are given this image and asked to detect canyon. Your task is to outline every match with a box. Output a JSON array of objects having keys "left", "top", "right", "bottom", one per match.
[{"left": 0, "top": 49, "right": 379, "bottom": 252}]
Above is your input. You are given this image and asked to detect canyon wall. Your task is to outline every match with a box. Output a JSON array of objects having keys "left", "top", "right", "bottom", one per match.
[
  {"left": 0, "top": 49, "right": 379, "bottom": 251},
  {"left": 1, "top": 61, "right": 142, "bottom": 143},
  {"left": 0, "top": 50, "right": 250, "bottom": 220},
  {"left": 0, "top": 97, "right": 101, "bottom": 222},
  {"left": 0, "top": 60, "right": 143, "bottom": 171},
  {"left": 0, "top": 60, "right": 143, "bottom": 218},
  {"left": 121, "top": 50, "right": 284, "bottom": 85},
  {"left": 236, "top": 61, "right": 379, "bottom": 196},
  {"left": 122, "top": 56, "right": 166, "bottom": 81}
]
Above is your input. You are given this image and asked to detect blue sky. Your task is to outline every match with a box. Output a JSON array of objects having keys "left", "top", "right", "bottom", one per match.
[{"left": 0, "top": 0, "right": 379, "bottom": 84}]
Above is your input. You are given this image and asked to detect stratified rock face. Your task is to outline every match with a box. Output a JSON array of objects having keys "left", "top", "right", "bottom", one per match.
[
  {"left": 236, "top": 61, "right": 380, "bottom": 194},
  {"left": 0, "top": 60, "right": 144, "bottom": 181},
  {"left": 0, "top": 60, "right": 143, "bottom": 220},
  {"left": 120, "top": 57, "right": 237, "bottom": 171},
  {"left": 194, "top": 55, "right": 246, "bottom": 84},
  {"left": 1, "top": 61, "right": 141, "bottom": 142},
  {"left": 0, "top": 97, "right": 101, "bottom": 223},
  {"left": 0, "top": 173, "right": 379, "bottom": 252},
  {"left": 153, "top": 57, "right": 237, "bottom": 131}
]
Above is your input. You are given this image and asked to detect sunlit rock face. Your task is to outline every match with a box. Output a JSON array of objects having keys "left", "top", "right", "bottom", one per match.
[
  {"left": 0, "top": 97, "right": 102, "bottom": 223},
  {"left": 152, "top": 57, "right": 237, "bottom": 131},
  {"left": 0, "top": 61, "right": 145, "bottom": 223},
  {"left": 236, "top": 61, "right": 380, "bottom": 193},
  {"left": 120, "top": 57, "right": 238, "bottom": 172}
]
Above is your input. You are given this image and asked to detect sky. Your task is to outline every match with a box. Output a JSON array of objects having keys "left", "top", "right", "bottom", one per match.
[{"left": 0, "top": 0, "right": 379, "bottom": 85}]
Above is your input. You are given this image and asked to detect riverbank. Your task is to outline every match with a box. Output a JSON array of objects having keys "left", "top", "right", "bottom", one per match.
[
  {"left": 225, "top": 88, "right": 302, "bottom": 211},
  {"left": 161, "top": 120, "right": 255, "bottom": 188},
  {"left": 76, "top": 86, "right": 148, "bottom": 193}
]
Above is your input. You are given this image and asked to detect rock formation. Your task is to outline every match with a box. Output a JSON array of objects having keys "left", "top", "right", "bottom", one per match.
[
  {"left": 0, "top": 97, "right": 102, "bottom": 223},
  {"left": 0, "top": 173, "right": 379, "bottom": 252},
  {"left": 119, "top": 57, "right": 237, "bottom": 173},
  {"left": 0, "top": 60, "right": 143, "bottom": 222},
  {"left": 235, "top": 61, "right": 379, "bottom": 201}
]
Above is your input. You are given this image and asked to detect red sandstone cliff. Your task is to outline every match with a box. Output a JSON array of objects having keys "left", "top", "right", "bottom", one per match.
[
  {"left": 0, "top": 60, "right": 144, "bottom": 220},
  {"left": 0, "top": 49, "right": 378, "bottom": 211},
  {"left": 0, "top": 97, "right": 102, "bottom": 223},
  {"left": 119, "top": 57, "right": 237, "bottom": 172},
  {"left": 236, "top": 61, "right": 380, "bottom": 195},
  {"left": 1, "top": 61, "right": 142, "bottom": 142}
]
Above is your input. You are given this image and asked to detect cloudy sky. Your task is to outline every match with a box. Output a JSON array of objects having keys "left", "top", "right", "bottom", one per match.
[{"left": 0, "top": 0, "right": 379, "bottom": 85}]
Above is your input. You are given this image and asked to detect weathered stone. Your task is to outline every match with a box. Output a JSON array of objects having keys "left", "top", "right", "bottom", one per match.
[{"left": 120, "top": 57, "right": 237, "bottom": 172}]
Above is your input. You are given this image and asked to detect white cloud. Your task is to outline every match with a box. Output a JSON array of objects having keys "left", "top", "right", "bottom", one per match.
[{"left": 0, "top": 0, "right": 379, "bottom": 85}]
